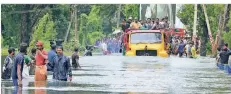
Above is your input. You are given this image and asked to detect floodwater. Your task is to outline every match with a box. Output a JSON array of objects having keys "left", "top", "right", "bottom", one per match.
[{"left": 1, "top": 55, "right": 231, "bottom": 94}]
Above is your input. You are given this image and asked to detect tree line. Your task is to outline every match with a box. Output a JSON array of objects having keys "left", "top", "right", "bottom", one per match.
[{"left": 1, "top": 4, "right": 139, "bottom": 51}]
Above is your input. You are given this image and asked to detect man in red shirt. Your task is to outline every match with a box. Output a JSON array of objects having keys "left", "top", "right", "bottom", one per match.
[{"left": 35, "top": 41, "right": 48, "bottom": 81}]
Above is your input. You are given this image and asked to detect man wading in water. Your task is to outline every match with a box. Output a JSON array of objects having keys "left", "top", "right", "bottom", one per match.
[
  {"left": 12, "top": 44, "right": 27, "bottom": 87},
  {"left": 2, "top": 47, "right": 15, "bottom": 79},
  {"left": 71, "top": 48, "right": 81, "bottom": 69},
  {"left": 48, "top": 46, "right": 72, "bottom": 81},
  {"left": 35, "top": 41, "right": 48, "bottom": 81}
]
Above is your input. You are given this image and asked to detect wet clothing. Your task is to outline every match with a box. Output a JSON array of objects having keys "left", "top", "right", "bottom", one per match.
[
  {"left": 12, "top": 53, "right": 24, "bottom": 80},
  {"left": 35, "top": 65, "right": 47, "bottom": 81},
  {"left": 2, "top": 55, "right": 14, "bottom": 79},
  {"left": 35, "top": 50, "right": 48, "bottom": 81},
  {"left": 49, "top": 55, "right": 72, "bottom": 81},
  {"left": 35, "top": 50, "right": 48, "bottom": 66},
  {"left": 71, "top": 52, "right": 80, "bottom": 69},
  {"left": 48, "top": 50, "right": 56, "bottom": 71},
  {"left": 48, "top": 50, "right": 56, "bottom": 62},
  {"left": 219, "top": 50, "right": 231, "bottom": 64},
  {"left": 178, "top": 43, "right": 185, "bottom": 57},
  {"left": 12, "top": 53, "right": 24, "bottom": 86}
]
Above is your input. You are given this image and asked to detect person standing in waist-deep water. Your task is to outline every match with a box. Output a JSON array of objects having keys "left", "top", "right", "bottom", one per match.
[
  {"left": 2, "top": 47, "right": 15, "bottom": 79},
  {"left": 220, "top": 44, "right": 231, "bottom": 64},
  {"left": 72, "top": 48, "right": 81, "bottom": 69},
  {"left": 47, "top": 44, "right": 56, "bottom": 71},
  {"left": 49, "top": 46, "right": 72, "bottom": 81},
  {"left": 35, "top": 41, "right": 48, "bottom": 81},
  {"left": 12, "top": 44, "right": 27, "bottom": 87},
  {"left": 178, "top": 40, "right": 185, "bottom": 57}
]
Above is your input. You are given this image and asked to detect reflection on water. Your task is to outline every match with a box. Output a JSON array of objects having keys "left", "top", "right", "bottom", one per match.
[
  {"left": 1, "top": 56, "right": 231, "bottom": 93},
  {"left": 34, "top": 81, "right": 47, "bottom": 94}
]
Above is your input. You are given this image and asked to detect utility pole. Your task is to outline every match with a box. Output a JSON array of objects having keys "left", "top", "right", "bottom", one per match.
[
  {"left": 193, "top": 4, "right": 197, "bottom": 45},
  {"left": 74, "top": 5, "right": 78, "bottom": 47},
  {"left": 202, "top": 4, "right": 214, "bottom": 54},
  {"left": 117, "top": 4, "right": 121, "bottom": 29},
  {"left": 65, "top": 5, "right": 74, "bottom": 42},
  {"left": 139, "top": 4, "right": 142, "bottom": 20}
]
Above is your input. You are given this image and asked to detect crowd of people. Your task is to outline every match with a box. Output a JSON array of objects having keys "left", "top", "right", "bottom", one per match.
[
  {"left": 121, "top": 16, "right": 170, "bottom": 32},
  {"left": 167, "top": 36, "right": 201, "bottom": 58},
  {"left": 2, "top": 41, "right": 81, "bottom": 87},
  {"left": 95, "top": 35, "right": 122, "bottom": 55}
]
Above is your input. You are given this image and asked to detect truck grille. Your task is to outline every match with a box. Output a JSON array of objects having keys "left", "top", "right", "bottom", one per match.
[{"left": 136, "top": 50, "right": 157, "bottom": 56}]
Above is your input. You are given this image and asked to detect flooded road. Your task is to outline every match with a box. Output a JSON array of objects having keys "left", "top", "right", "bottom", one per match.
[{"left": 1, "top": 55, "right": 231, "bottom": 94}]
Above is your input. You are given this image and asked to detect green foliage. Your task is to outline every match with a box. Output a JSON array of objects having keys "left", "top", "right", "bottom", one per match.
[
  {"left": 1, "top": 5, "right": 23, "bottom": 47},
  {"left": 86, "top": 5, "right": 102, "bottom": 33},
  {"left": 122, "top": 4, "right": 139, "bottom": 19},
  {"left": 177, "top": 4, "right": 226, "bottom": 55},
  {"left": 29, "top": 13, "right": 56, "bottom": 50},
  {"left": 87, "top": 31, "right": 105, "bottom": 45},
  {"left": 2, "top": 4, "right": 138, "bottom": 52},
  {"left": 223, "top": 11, "right": 231, "bottom": 47},
  {"left": 51, "top": 5, "right": 70, "bottom": 39},
  {"left": 206, "top": 41, "right": 212, "bottom": 54},
  {"left": 177, "top": 4, "right": 194, "bottom": 32},
  {"left": 79, "top": 13, "right": 88, "bottom": 46}
]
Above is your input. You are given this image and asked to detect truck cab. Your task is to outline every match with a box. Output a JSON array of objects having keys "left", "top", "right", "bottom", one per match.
[{"left": 123, "top": 29, "right": 168, "bottom": 57}]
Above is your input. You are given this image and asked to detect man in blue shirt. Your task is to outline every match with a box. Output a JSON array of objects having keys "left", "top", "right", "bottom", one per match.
[
  {"left": 12, "top": 44, "right": 27, "bottom": 87},
  {"left": 178, "top": 40, "right": 185, "bottom": 57},
  {"left": 47, "top": 44, "right": 56, "bottom": 71},
  {"left": 48, "top": 46, "right": 72, "bottom": 81}
]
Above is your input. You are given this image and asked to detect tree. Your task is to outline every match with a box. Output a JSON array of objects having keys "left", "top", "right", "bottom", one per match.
[
  {"left": 223, "top": 10, "right": 231, "bottom": 47},
  {"left": 177, "top": 4, "right": 225, "bottom": 55},
  {"left": 29, "top": 13, "right": 56, "bottom": 50},
  {"left": 122, "top": 4, "right": 139, "bottom": 19}
]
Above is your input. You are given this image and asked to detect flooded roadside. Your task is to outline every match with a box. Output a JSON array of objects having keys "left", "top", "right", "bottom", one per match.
[{"left": 1, "top": 56, "right": 231, "bottom": 94}]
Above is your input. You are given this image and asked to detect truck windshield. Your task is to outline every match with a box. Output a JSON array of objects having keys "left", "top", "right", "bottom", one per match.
[{"left": 130, "top": 32, "right": 162, "bottom": 44}]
